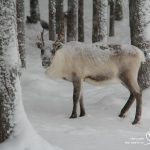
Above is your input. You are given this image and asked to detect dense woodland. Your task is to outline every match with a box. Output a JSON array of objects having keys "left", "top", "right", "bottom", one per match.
[{"left": 0, "top": 0, "right": 150, "bottom": 149}]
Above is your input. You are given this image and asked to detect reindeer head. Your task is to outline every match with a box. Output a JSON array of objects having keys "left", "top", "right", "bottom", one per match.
[{"left": 36, "top": 32, "right": 63, "bottom": 68}]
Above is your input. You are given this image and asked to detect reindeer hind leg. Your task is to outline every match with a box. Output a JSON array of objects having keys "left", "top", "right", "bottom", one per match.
[
  {"left": 119, "top": 92, "right": 135, "bottom": 118},
  {"left": 120, "top": 74, "right": 142, "bottom": 124}
]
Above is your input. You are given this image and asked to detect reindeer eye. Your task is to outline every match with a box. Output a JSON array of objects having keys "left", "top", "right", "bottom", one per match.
[
  {"left": 51, "top": 49, "right": 55, "bottom": 55},
  {"left": 41, "top": 49, "right": 44, "bottom": 55},
  {"left": 57, "top": 45, "right": 61, "bottom": 49}
]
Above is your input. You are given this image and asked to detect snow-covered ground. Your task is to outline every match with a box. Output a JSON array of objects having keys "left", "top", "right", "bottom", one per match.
[{"left": 21, "top": 0, "right": 150, "bottom": 150}]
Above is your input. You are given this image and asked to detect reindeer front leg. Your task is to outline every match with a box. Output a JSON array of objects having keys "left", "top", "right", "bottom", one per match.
[
  {"left": 70, "top": 73, "right": 82, "bottom": 118},
  {"left": 79, "top": 93, "right": 86, "bottom": 117}
]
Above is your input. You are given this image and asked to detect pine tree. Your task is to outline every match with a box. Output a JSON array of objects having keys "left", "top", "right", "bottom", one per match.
[
  {"left": 0, "top": 0, "right": 21, "bottom": 142},
  {"left": 56, "top": 0, "right": 65, "bottom": 42},
  {"left": 49, "top": 0, "right": 56, "bottom": 41},
  {"left": 109, "top": 0, "right": 115, "bottom": 36},
  {"left": 67, "top": 0, "right": 78, "bottom": 42},
  {"left": 78, "top": 0, "right": 84, "bottom": 42},
  {"left": 129, "top": 0, "right": 150, "bottom": 89},
  {"left": 28, "top": 0, "right": 40, "bottom": 23},
  {"left": 115, "top": 0, "right": 123, "bottom": 21},
  {"left": 92, "top": 0, "right": 108, "bottom": 43},
  {"left": 16, "top": 0, "right": 26, "bottom": 68}
]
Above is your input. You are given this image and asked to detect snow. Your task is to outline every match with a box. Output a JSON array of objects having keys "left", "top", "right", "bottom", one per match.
[
  {"left": 1, "top": 0, "right": 150, "bottom": 150},
  {"left": 0, "top": 1, "right": 61, "bottom": 150},
  {"left": 21, "top": 0, "right": 150, "bottom": 150},
  {"left": 0, "top": 77, "right": 61, "bottom": 150}
]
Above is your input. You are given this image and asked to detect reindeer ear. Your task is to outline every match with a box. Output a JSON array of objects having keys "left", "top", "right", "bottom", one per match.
[
  {"left": 52, "top": 42, "right": 63, "bottom": 54},
  {"left": 55, "top": 42, "right": 63, "bottom": 50}
]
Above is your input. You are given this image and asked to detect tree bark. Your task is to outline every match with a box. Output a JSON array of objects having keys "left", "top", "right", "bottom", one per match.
[
  {"left": 56, "top": 0, "right": 65, "bottom": 42},
  {"left": 109, "top": 0, "right": 115, "bottom": 36},
  {"left": 49, "top": 0, "right": 56, "bottom": 41},
  {"left": 129, "top": 0, "right": 150, "bottom": 89},
  {"left": 92, "top": 0, "right": 108, "bottom": 43},
  {"left": 67, "top": 0, "right": 78, "bottom": 42},
  {"left": 78, "top": 0, "right": 84, "bottom": 42},
  {"left": 115, "top": 0, "right": 123, "bottom": 21},
  {"left": 0, "top": 0, "right": 20, "bottom": 142},
  {"left": 16, "top": 0, "right": 26, "bottom": 68},
  {"left": 29, "top": 0, "right": 40, "bottom": 23}
]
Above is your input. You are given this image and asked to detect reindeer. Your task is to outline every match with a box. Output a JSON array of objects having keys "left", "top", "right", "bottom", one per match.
[{"left": 36, "top": 33, "right": 145, "bottom": 125}]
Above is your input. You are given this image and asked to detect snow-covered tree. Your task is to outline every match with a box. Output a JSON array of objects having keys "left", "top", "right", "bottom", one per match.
[
  {"left": 67, "top": 0, "right": 78, "bottom": 42},
  {"left": 109, "top": 0, "right": 115, "bottom": 36},
  {"left": 49, "top": 0, "right": 56, "bottom": 41},
  {"left": 16, "top": 0, "right": 26, "bottom": 68},
  {"left": 0, "top": 0, "right": 20, "bottom": 142},
  {"left": 78, "top": 0, "right": 84, "bottom": 42},
  {"left": 115, "top": 0, "right": 123, "bottom": 21},
  {"left": 28, "top": 0, "right": 40, "bottom": 23},
  {"left": 0, "top": 1, "right": 62, "bottom": 149},
  {"left": 129, "top": 0, "right": 150, "bottom": 89},
  {"left": 56, "top": 0, "right": 64, "bottom": 42},
  {"left": 92, "top": 0, "right": 108, "bottom": 43}
]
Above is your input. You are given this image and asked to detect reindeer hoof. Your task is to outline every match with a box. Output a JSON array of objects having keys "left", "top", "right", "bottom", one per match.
[
  {"left": 119, "top": 113, "right": 126, "bottom": 118},
  {"left": 132, "top": 119, "right": 140, "bottom": 125},
  {"left": 79, "top": 112, "right": 86, "bottom": 117},
  {"left": 70, "top": 114, "right": 77, "bottom": 119}
]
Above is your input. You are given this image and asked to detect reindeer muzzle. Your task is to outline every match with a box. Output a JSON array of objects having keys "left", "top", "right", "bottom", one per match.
[{"left": 42, "top": 57, "right": 51, "bottom": 68}]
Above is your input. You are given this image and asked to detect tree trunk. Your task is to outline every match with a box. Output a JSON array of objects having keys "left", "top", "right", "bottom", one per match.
[
  {"left": 67, "top": 0, "right": 78, "bottom": 42},
  {"left": 78, "top": 0, "right": 84, "bottom": 42},
  {"left": 109, "top": 0, "right": 115, "bottom": 36},
  {"left": 29, "top": 0, "right": 40, "bottom": 23},
  {"left": 0, "top": 0, "right": 20, "bottom": 142},
  {"left": 129, "top": 0, "right": 150, "bottom": 89},
  {"left": 56, "top": 0, "right": 65, "bottom": 42},
  {"left": 49, "top": 0, "right": 56, "bottom": 41},
  {"left": 16, "top": 0, "right": 26, "bottom": 68},
  {"left": 92, "top": 0, "right": 108, "bottom": 43},
  {"left": 115, "top": 0, "right": 123, "bottom": 21}
]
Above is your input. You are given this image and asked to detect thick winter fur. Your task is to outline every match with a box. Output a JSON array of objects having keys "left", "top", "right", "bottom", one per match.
[{"left": 45, "top": 41, "right": 145, "bottom": 125}]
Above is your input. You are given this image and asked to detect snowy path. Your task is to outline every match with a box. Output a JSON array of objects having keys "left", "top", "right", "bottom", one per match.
[
  {"left": 22, "top": 0, "right": 150, "bottom": 149},
  {"left": 22, "top": 24, "right": 150, "bottom": 150}
]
